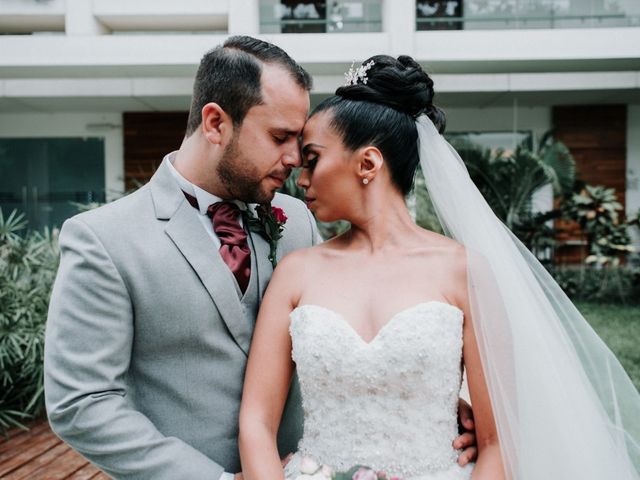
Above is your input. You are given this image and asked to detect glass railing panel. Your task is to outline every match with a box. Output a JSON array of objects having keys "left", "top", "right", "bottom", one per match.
[
  {"left": 416, "top": 0, "right": 640, "bottom": 30},
  {"left": 260, "top": 0, "right": 382, "bottom": 34}
]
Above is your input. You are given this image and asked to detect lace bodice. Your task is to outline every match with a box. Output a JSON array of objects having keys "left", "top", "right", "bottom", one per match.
[{"left": 287, "top": 302, "right": 470, "bottom": 479}]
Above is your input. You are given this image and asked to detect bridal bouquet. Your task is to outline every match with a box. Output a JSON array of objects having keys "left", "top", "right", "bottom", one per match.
[{"left": 288, "top": 456, "right": 402, "bottom": 480}]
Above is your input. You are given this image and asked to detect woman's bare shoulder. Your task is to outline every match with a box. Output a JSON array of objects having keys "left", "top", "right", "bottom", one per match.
[
  {"left": 410, "top": 230, "right": 469, "bottom": 297},
  {"left": 415, "top": 228, "right": 466, "bottom": 259},
  {"left": 274, "top": 240, "right": 336, "bottom": 280},
  {"left": 281, "top": 231, "right": 350, "bottom": 263},
  {"left": 418, "top": 231, "right": 470, "bottom": 310}
]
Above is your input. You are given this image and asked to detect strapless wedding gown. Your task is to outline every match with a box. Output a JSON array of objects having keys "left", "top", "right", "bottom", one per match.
[{"left": 284, "top": 302, "right": 473, "bottom": 480}]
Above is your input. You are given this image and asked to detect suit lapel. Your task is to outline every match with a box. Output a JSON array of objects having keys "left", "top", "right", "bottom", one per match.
[
  {"left": 247, "top": 226, "right": 273, "bottom": 302},
  {"left": 151, "top": 158, "right": 253, "bottom": 356},
  {"left": 245, "top": 205, "right": 277, "bottom": 302}
]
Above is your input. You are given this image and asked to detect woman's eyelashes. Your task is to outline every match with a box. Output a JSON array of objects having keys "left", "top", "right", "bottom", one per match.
[{"left": 302, "top": 155, "right": 318, "bottom": 170}]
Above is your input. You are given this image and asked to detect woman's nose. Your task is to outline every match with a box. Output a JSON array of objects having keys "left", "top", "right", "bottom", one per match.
[{"left": 297, "top": 168, "right": 310, "bottom": 188}]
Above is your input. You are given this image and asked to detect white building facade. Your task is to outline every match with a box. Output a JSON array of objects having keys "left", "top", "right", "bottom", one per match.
[{"left": 0, "top": 0, "right": 639, "bottom": 253}]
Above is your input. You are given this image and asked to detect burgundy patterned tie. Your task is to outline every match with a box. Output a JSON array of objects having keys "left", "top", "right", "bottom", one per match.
[
  {"left": 183, "top": 192, "right": 251, "bottom": 293},
  {"left": 207, "top": 202, "right": 251, "bottom": 294}
]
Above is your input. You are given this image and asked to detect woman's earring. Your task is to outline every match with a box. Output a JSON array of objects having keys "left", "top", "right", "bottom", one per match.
[{"left": 362, "top": 178, "right": 369, "bottom": 185}]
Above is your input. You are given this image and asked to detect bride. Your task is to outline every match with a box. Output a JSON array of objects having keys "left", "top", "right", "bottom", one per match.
[{"left": 238, "top": 55, "right": 640, "bottom": 480}]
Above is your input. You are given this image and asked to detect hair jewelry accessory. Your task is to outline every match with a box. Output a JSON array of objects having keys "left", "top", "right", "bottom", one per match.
[{"left": 343, "top": 60, "right": 375, "bottom": 86}]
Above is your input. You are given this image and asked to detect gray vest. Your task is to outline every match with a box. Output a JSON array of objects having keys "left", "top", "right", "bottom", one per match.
[{"left": 239, "top": 233, "right": 260, "bottom": 327}]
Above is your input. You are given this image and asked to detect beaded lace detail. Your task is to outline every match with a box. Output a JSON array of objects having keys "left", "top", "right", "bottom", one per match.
[{"left": 287, "top": 302, "right": 467, "bottom": 479}]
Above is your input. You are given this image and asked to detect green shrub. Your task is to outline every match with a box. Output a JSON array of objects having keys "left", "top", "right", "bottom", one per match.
[
  {"left": 562, "top": 185, "right": 635, "bottom": 266},
  {"left": 550, "top": 265, "right": 640, "bottom": 304},
  {"left": 0, "top": 209, "right": 59, "bottom": 435}
]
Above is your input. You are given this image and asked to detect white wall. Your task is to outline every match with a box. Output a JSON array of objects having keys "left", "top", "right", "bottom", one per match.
[{"left": 0, "top": 112, "right": 124, "bottom": 201}]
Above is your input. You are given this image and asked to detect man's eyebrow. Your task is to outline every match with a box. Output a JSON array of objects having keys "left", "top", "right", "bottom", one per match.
[
  {"left": 271, "top": 128, "right": 300, "bottom": 136},
  {"left": 302, "top": 143, "right": 326, "bottom": 155}
]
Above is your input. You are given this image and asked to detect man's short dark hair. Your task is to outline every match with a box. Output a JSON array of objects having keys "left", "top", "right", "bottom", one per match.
[{"left": 185, "top": 35, "right": 312, "bottom": 136}]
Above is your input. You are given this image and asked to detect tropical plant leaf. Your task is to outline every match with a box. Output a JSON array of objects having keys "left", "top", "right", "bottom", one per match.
[
  {"left": 540, "top": 141, "right": 576, "bottom": 196},
  {"left": 0, "top": 209, "right": 27, "bottom": 242}
]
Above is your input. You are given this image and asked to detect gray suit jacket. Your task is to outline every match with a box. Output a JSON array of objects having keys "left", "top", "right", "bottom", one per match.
[{"left": 44, "top": 158, "right": 318, "bottom": 479}]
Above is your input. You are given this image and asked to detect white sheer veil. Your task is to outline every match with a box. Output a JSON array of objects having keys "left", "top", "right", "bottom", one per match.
[{"left": 416, "top": 115, "right": 640, "bottom": 479}]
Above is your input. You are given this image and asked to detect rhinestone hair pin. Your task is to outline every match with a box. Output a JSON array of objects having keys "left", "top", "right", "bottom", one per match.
[{"left": 343, "top": 60, "right": 375, "bottom": 86}]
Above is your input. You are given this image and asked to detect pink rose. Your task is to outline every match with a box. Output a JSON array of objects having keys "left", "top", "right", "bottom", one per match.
[
  {"left": 321, "top": 465, "right": 333, "bottom": 477},
  {"left": 299, "top": 456, "right": 320, "bottom": 474},
  {"left": 352, "top": 467, "right": 378, "bottom": 480},
  {"left": 272, "top": 206, "right": 288, "bottom": 224}
]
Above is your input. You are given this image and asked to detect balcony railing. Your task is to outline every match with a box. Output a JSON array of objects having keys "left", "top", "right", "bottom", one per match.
[
  {"left": 416, "top": 0, "right": 640, "bottom": 31},
  {"left": 417, "top": 13, "right": 640, "bottom": 30}
]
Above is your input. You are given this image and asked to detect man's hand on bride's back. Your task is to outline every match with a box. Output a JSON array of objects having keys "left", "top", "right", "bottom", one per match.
[{"left": 454, "top": 398, "right": 477, "bottom": 466}]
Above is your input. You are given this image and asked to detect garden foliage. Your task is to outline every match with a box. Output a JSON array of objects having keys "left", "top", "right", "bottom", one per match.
[{"left": 0, "top": 209, "right": 59, "bottom": 435}]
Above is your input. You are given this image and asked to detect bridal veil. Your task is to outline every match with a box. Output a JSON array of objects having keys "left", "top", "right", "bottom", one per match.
[{"left": 417, "top": 115, "right": 640, "bottom": 479}]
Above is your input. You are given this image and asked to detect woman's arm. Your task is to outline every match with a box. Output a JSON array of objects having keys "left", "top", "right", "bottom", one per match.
[
  {"left": 239, "top": 251, "right": 307, "bottom": 480},
  {"left": 463, "top": 310, "right": 505, "bottom": 479},
  {"left": 454, "top": 253, "right": 505, "bottom": 480}
]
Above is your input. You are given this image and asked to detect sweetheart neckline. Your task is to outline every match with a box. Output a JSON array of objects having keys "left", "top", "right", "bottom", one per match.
[{"left": 290, "top": 301, "right": 463, "bottom": 346}]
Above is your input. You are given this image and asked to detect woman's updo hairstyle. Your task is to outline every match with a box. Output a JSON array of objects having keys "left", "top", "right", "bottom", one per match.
[{"left": 310, "top": 55, "right": 445, "bottom": 195}]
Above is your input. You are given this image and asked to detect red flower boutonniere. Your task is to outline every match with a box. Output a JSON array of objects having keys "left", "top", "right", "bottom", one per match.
[{"left": 246, "top": 204, "right": 288, "bottom": 268}]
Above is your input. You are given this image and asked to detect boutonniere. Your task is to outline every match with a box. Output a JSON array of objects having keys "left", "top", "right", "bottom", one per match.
[{"left": 246, "top": 204, "right": 287, "bottom": 268}]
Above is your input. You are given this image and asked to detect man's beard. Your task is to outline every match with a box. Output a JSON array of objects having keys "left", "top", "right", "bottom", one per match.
[{"left": 216, "top": 135, "right": 275, "bottom": 204}]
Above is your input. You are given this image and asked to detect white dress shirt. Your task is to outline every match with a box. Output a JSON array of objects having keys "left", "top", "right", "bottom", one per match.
[{"left": 166, "top": 152, "right": 250, "bottom": 249}]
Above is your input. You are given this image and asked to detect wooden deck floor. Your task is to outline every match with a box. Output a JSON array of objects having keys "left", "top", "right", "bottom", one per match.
[{"left": 0, "top": 420, "right": 108, "bottom": 479}]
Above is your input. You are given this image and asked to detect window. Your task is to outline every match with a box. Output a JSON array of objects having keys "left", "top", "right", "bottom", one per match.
[
  {"left": 416, "top": 1, "right": 463, "bottom": 30},
  {"left": 0, "top": 138, "right": 105, "bottom": 231},
  {"left": 260, "top": 1, "right": 382, "bottom": 33}
]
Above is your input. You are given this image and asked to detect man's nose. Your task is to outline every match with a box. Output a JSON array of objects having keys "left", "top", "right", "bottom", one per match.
[{"left": 282, "top": 144, "right": 301, "bottom": 169}]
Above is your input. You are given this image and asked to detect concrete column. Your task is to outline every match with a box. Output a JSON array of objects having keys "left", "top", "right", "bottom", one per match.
[
  {"left": 229, "top": 0, "right": 260, "bottom": 35},
  {"left": 383, "top": 0, "right": 415, "bottom": 56},
  {"left": 65, "top": 0, "right": 108, "bottom": 35}
]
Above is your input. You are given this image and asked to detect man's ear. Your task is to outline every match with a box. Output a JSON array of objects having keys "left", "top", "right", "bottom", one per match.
[
  {"left": 357, "top": 146, "right": 384, "bottom": 183},
  {"left": 200, "top": 103, "right": 233, "bottom": 145}
]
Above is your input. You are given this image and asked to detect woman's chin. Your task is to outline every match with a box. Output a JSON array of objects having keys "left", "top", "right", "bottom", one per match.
[
  {"left": 315, "top": 212, "right": 341, "bottom": 224},
  {"left": 308, "top": 203, "right": 343, "bottom": 223}
]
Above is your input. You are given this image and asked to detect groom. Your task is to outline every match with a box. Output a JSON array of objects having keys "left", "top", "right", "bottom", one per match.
[{"left": 44, "top": 36, "right": 476, "bottom": 479}]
